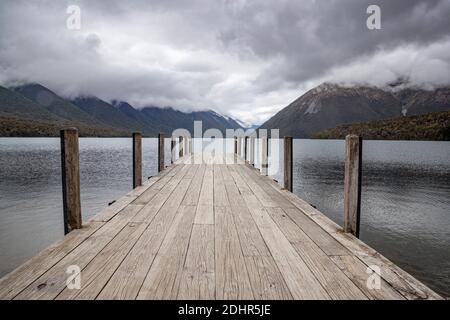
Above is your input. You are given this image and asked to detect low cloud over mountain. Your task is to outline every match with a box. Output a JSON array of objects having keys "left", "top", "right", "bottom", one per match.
[{"left": 0, "top": 0, "right": 449, "bottom": 124}]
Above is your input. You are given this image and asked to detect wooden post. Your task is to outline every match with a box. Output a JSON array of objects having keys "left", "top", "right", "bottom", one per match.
[
  {"left": 133, "top": 132, "right": 142, "bottom": 188},
  {"left": 244, "top": 137, "right": 248, "bottom": 162},
  {"left": 343, "top": 135, "right": 362, "bottom": 238},
  {"left": 283, "top": 137, "right": 293, "bottom": 191},
  {"left": 179, "top": 136, "right": 184, "bottom": 158},
  {"left": 60, "top": 128, "right": 82, "bottom": 234},
  {"left": 158, "top": 133, "right": 164, "bottom": 172},
  {"left": 171, "top": 135, "right": 176, "bottom": 164},
  {"left": 250, "top": 136, "right": 255, "bottom": 166},
  {"left": 261, "top": 137, "right": 268, "bottom": 176}
]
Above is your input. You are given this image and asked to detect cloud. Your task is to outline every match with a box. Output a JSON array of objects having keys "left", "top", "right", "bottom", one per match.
[{"left": 0, "top": 0, "right": 449, "bottom": 124}]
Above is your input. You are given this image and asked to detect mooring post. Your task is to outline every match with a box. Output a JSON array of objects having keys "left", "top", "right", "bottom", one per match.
[
  {"left": 343, "top": 134, "right": 362, "bottom": 238},
  {"left": 158, "top": 133, "right": 164, "bottom": 172},
  {"left": 250, "top": 136, "right": 255, "bottom": 166},
  {"left": 244, "top": 136, "right": 248, "bottom": 162},
  {"left": 171, "top": 135, "right": 176, "bottom": 164},
  {"left": 261, "top": 136, "right": 268, "bottom": 176},
  {"left": 60, "top": 128, "right": 82, "bottom": 234},
  {"left": 284, "top": 136, "right": 293, "bottom": 192},
  {"left": 179, "top": 136, "right": 184, "bottom": 158},
  {"left": 132, "top": 132, "right": 142, "bottom": 188}
]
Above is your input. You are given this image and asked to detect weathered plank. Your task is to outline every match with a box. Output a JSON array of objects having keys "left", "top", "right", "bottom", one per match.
[
  {"left": 56, "top": 221, "right": 148, "bottom": 300},
  {"left": 0, "top": 222, "right": 103, "bottom": 299},
  {"left": 194, "top": 165, "right": 214, "bottom": 224},
  {"left": 267, "top": 207, "right": 367, "bottom": 300},
  {"left": 330, "top": 255, "right": 405, "bottom": 300},
  {"left": 182, "top": 165, "right": 206, "bottom": 205},
  {"left": 137, "top": 205, "right": 196, "bottom": 299},
  {"left": 215, "top": 206, "right": 253, "bottom": 299},
  {"left": 14, "top": 204, "right": 145, "bottom": 299},
  {"left": 178, "top": 225, "right": 215, "bottom": 299},
  {"left": 96, "top": 171, "right": 194, "bottom": 299}
]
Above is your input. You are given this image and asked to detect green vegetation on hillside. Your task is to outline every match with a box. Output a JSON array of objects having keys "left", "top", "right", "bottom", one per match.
[
  {"left": 313, "top": 111, "right": 450, "bottom": 141},
  {"left": 0, "top": 116, "right": 129, "bottom": 137}
]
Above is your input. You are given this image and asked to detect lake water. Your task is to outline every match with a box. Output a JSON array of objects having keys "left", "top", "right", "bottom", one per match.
[{"left": 0, "top": 138, "right": 449, "bottom": 297}]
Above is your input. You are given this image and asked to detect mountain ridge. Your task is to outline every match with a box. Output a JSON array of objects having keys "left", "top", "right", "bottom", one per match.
[
  {"left": 260, "top": 83, "right": 450, "bottom": 138},
  {"left": 0, "top": 83, "right": 244, "bottom": 137}
]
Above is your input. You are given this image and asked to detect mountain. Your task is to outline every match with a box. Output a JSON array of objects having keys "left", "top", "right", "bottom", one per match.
[
  {"left": 0, "top": 82, "right": 244, "bottom": 136},
  {"left": 11, "top": 84, "right": 101, "bottom": 127},
  {"left": 139, "top": 107, "right": 242, "bottom": 134},
  {"left": 260, "top": 83, "right": 450, "bottom": 138},
  {"left": 0, "top": 85, "right": 62, "bottom": 122},
  {"left": 314, "top": 111, "right": 450, "bottom": 141}
]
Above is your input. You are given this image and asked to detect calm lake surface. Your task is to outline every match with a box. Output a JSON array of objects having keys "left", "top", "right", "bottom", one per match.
[{"left": 0, "top": 138, "right": 449, "bottom": 297}]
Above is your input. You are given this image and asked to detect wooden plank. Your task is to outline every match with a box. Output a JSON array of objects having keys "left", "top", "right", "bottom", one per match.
[
  {"left": 239, "top": 165, "right": 295, "bottom": 209},
  {"left": 60, "top": 128, "right": 82, "bottom": 234},
  {"left": 14, "top": 204, "right": 145, "bottom": 299},
  {"left": 330, "top": 255, "right": 405, "bottom": 300},
  {"left": 194, "top": 165, "right": 214, "bottom": 224},
  {"left": 215, "top": 206, "right": 253, "bottom": 299},
  {"left": 244, "top": 256, "right": 292, "bottom": 300},
  {"left": 222, "top": 165, "right": 270, "bottom": 257},
  {"left": 234, "top": 164, "right": 278, "bottom": 207},
  {"left": 182, "top": 165, "right": 206, "bottom": 206},
  {"left": 222, "top": 165, "right": 292, "bottom": 299},
  {"left": 132, "top": 132, "right": 142, "bottom": 188},
  {"left": 132, "top": 166, "right": 183, "bottom": 206},
  {"left": 131, "top": 165, "right": 190, "bottom": 223},
  {"left": 178, "top": 225, "right": 215, "bottom": 300},
  {"left": 343, "top": 135, "right": 362, "bottom": 237},
  {"left": 260, "top": 170, "right": 442, "bottom": 300},
  {"left": 56, "top": 221, "right": 149, "bottom": 300},
  {"left": 239, "top": 192, "right": 329, "bottom": 299},
  {"left": 97, "top": 172, "right": 194, "bottom": 299},
  {"left": 213, "top": 165, "right": 228, "bottom": 207},
  {"left": 0, "top": 222, "right": 103, "bottom": 300},
  {"left": 267, "top": 207, "right": 367, "bottom": 300},
  {"left": 137, "top": 206, "right": 196, "bottom": 299}
]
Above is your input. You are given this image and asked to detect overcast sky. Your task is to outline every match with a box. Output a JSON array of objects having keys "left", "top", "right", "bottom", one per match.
[{"left": 0, "top": 0, "right": 449, "bottom": 124}]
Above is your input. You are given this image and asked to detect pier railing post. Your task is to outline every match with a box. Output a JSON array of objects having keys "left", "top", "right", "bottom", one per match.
[
  {"left": 133, "top": 132, "right": 142, "bottom": 188},
  {"left": 244, "top": 136, "right": 248, "bottom": 162},
  {"left": 261, "top": 136, "right": 268, "bottom": 176},
  {"left": 284, "top": 136, "right": 293, "bottom": 192},
  {"left": 179, "top": 136, "right": 184, "bottom": 158},
  {"left": 158, "top": 133, "right": 164, "bottom": 172},
  {"left": 344, "top": 135, "right": 362, "bottom": 238},
  {"left": 171, "top": 135, "right": 176, "bottom": 164},
  {"left": 60, "top": 128, "right": 82, "bottom": 234},
  {"left": 250, "top": 136, "right": 255, "bottom": 166}
]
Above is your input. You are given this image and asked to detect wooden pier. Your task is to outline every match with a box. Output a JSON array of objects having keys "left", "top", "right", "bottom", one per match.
[{"left": 0, "top": 150, "right": 443, "bottom": 299}]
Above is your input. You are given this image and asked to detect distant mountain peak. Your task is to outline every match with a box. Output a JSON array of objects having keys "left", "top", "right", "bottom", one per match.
[{"left": 260, "top": 82, "right": 450, "bottom": 138}]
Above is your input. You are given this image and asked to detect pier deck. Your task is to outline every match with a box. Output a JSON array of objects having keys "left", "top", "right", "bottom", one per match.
[{"left": 0, "top": 154, "right": 442, "bottom": 300}]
